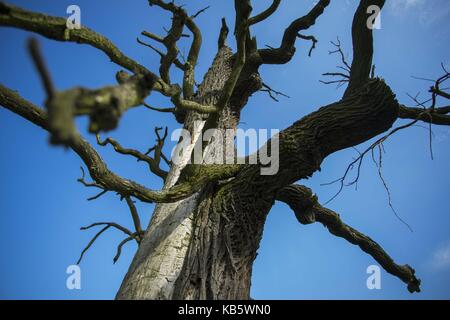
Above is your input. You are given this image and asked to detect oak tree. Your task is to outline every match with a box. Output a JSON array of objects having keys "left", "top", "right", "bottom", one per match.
[{"left": 1, "top": 0, "right": 448, "bottom": 299}]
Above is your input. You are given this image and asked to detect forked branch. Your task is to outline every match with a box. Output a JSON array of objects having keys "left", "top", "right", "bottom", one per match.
[
  {"left": 77, "top": 222, "right": 143, "bottom": 264},
  {"left": 400, "top": 65, "right": 450, "bottom": 126},
  {"left": 0, "top": 85, "right": 219, "bottom": 203},
  {"left": 96, "top": 131, "right": 168, "bottom": 181}
]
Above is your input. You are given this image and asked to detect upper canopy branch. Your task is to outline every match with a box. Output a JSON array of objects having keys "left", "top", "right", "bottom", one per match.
[
  {"left": 0, "top": 2, "right": 154, "bottom": 78},
  {"left": 399, "top": 66, "right": 450, "bottom": 126},
  {"left": 248, "top": 0, "right": 281, "bottom": 26},
  {"left": 96, "top": 132, "right": 168, "bottom": 181},
  {"left": 146, "top": 0, "right": 205, "bottom": 99},
  {"left": 256, "top": 0, "right": 330, "bottom": 65},
  {"left": 276, "top": 184, "right": 421, "bottom": 293}
]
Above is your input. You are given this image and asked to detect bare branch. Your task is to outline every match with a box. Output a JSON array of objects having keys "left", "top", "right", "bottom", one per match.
[
  {"left": 171, "top": 93, "right": 219, "bottom": 114},
  {"left": 297, "top": 33, "right": 317, "bottom": 57},
  {"left": 80, "top": 222, "right": 134, "bottom": 237},
  {"left": 147, "top": 0, "right": 205, "bottom": 99},
  {"left": 261, "top": 83, "right": 290, "bottom": 102},
  {"left": 26, "top": 36, "right": 156, "bottom": 144},
  {"left": 143, "top": 102, "right": 176, "bottom": 114},
  {"left": 0, "top": 2, "right": 155, "bottom": 78},
  {"left": 191, "top": 6, "right": 210, "bottom": 19},
  {"left": 76, "top": 225, "right": 110, "bottom": 265},
  {"left": 137, "top": 37, "right": 186, "bottom": 71},
  {"left": 248, "top": 0, "right": 281, "bottom": 26},
  {"left": 0, "top": 85, "right": 221, "bottom": 203},
  {"left": 125, "top": 197, "right": 143, "bottom": 237},
  {"left": 216, "top": 0, "right": 252, "bottom": 110},
  {"left": 399, "top": 68, "right": 450, "bottom": 126},
  {"left": 276, "top": 185, "right": 421, "bottom": 293},
  {"left": 96, "top": 134, "right": 168, "bottom": 180},
  {"left": 322, "top": 117, "right": 420, "bottom": 207},
  {"left": 27, "top": 37, "right": 55, "bottom": 100},
  {"left": 329, "top": 38, "right": 351, "bottom": 72},
  {"left": 218, "top": 18, "right": 229, "bottom": 50},
  {"left": 113, "top": 236, "right": 135, "bottom": 264},
  {"left": 257, "top": 0, "right": 331, "bottom": 65},
  {"left": 77, "top": 222, "right": 141, "bottom": 264},
  {"left": 399, "top": 106, "right": 450, "bottom": 126},
  {"left": 77, "top": 166, "right": 109, "bottom": 201},
  {"left": 345, "top": 0, "right": 385, "bottom": 95}
]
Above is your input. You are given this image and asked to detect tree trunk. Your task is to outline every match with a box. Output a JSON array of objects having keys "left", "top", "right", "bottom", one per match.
[{"left": 116, "top": 47, "right": 264, "bottom": 299}]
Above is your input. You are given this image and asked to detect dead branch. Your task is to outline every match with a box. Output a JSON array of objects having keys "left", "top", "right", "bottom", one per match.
[
  {"left": 143, "top": 102, "right": 176, "bottom": 114},
  {"left": 218, "top": 18, "right": 229, "bottom": 50},
  {"left": 96, "top": 133, "right": 168, "bottom": 180},
  {"left": 400, "top": 66, "right": 450, "bottom": 126},
  {"left": 125, "top": 197, "right": 143, "bottom": 237},
  {"left": 77, "top": 166, "right": 109, "bottom": 201},
  {"left": 77, "top": 222, "right": 142, "bottom": 264},
  {"left": 27, "top": 37, "right": 55, "bottom": 101},
  {"left": 257, "top": 0, "right": 331, "bottom": 65},
  {"left": 320, "top": 38, "right": 351, "bottom": 88},
  {"left": 113, "top": 236, "right": 136, "bottom": 264},
  {"left": 0, "top": 2, "right": 155, "bottom": 78},
  {"left": 297, "top": 34, "right": 317, "bottom": 57},
  {"left": 261, "top": 83, "right": 290, "bottom": 102},
  {"left": 345, "top": 0, "right": 385, "bottom": 95},
  {"left": 276, "top": 184, "right": 421, "bottom": 293},
  {"left": 0, "top": 85, "right": 226, "bottom": 203},
  {"left": 248, "top": 0, "right": 281, "bottom": 26}
]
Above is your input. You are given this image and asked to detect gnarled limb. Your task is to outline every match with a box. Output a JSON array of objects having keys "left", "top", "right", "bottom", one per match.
[
  {"left": 0, "top": 84, "right": 215, "bottom": 203},
  {"left": 146, "top": 0, "right": 205, "bottom": 99},
  {"left": 248, "top": 0, "right": 281, "bottom": 26},
  {"left": 257, "top": 0, "right": 331, "bottom": 65},
  {"left": 200, "top": 0, "right": 252, "bottom": 135},
  {"left": 136, "top": 37, "right": 186, "bottom": 71},
  {"left": 0, "top": 1, "right": 154, "bottom": 78},
  {"left": 171, "top": 92, "right": 218, "bottom": 114},
  {"left": 276, "top": 184, "right": 421, "bottom": 293}
]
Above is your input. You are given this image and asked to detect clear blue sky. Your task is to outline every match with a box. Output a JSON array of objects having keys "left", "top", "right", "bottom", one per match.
[{"left": 0, "top": 0, "right": 449, "bottom": 300}]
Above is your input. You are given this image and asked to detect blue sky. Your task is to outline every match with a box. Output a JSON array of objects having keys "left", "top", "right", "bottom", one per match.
[{"left": 0, "top": 0, "right": 449, "bottom": 299}]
